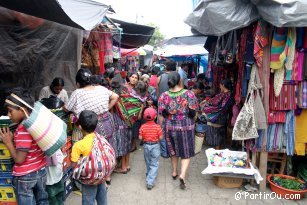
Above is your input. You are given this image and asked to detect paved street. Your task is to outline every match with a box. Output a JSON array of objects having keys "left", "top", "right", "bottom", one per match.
[{"left": 65, "top": 146, "right": 307, "bottom": 205}]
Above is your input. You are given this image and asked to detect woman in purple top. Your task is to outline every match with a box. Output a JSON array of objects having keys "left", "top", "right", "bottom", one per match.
[{"left": 158, "top": 72, "right": 199, "bottom": 189}]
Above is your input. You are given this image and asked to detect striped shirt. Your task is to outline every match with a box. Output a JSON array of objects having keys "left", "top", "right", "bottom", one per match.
[
  {"left": 139, "top": 121, "right": 162, "bottom": 142},
  {"left": 13, "top": 124, "right": 46, "bottom": 176},
  {"left": 66, "top": 86, "right": 113, "bottom": 117}
]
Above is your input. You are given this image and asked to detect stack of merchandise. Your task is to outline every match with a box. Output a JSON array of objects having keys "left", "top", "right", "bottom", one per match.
[{"left": 0, "top": 117, "right": 17, "bottom": 205}]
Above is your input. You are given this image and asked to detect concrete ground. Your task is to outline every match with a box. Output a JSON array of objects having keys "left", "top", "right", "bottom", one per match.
[{"left": 64, "top": 146, "right": 307, "bottom": 205}]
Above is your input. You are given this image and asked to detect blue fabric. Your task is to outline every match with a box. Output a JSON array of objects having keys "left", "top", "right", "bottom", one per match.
[
  {"left": 296, "top": 27, "right": 304, "bottom": 48},
  {"left": 13, "top": 168, "right": 49, "bottom": 205},
  {"left": 178, "top": 69, "right": 188, "bottom": 87},
  {"left": 241, "top": 63, "right": 252, "bottom": 97},
  {"left": 82, "top": 183, "right": 107, "bottom": 205},
  {"left": 143, "top": 143, "right": 160, "bottom": 186},
  {"left": 284, "top": 111, "right": 296, "bottom": 156}
]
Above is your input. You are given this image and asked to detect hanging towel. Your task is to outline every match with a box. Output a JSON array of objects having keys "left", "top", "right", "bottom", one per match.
[
  {"left": 270, "top": 28, "right": 287, "bottom": 70},
  {"left": 254, "top": 19, "right": 269, "bottom": 68},
  {"left": 295, "top": 110, "right": 307, "bottom": 156}
]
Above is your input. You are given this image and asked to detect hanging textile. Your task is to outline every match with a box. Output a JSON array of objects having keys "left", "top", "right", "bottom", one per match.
[
  {"left": 292, "top": 51, "right": 299, "bottom": 81},
  {"left": 285, "top": 28, "right": 296, "bottom": 81},
  {"left": 269, "top": 81, "right": 297, "bottom": 111},
  {"left": 241, "top": 64, "right": 252, "bottom": 98},
  {"left": 296, "top": 28, "right": 304, "bottom": 49},
  {"left": 303, "top": 53, "right": 307, "bottom": 79},
  {"left": 295, "top": 110, "right": 307, "bottom": 156},
  {"left": 297, "top": 51, "right": 304, "bottom": 81},
  {"left": 298, "top": 81, "right": 307, "bottom": 109},
  {"left": 254, "top": 19, "right": 269, "bottom": 68},
  {"left": 235, "top": 27, "right": 249, "bottom": 104},
  {"left": 270, "top": 28, "right": 287, "bottom": 70},
  {"left": 266, "top": 123, "right": 284, "bottom": 152},
  {"left": 268, "top": 111, "right": 286, "bottom": 124},
  {"left": 273, "top": 67, "right": 285, "bottom": 97},
  {"left": 284, "top": 111, "right": 295, "bottom": 156}
]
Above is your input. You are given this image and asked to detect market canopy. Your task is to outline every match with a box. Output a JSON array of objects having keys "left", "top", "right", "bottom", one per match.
[
  {"left": 185, "top": 0, "right": 307, "bottom": 36},
  {"left": 155, "top": 36, "right": 208, "bottom": 57},
  {"left": 0, "top": 0, "right": 111, "bottom": 30},
  {"left": 110, "top": 18, "right": 155, "bottom": 49}
]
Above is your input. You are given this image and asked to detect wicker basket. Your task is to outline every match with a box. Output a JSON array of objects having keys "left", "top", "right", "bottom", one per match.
[{"left": 213, "top": 176, "right": 243, "bottom": 188}]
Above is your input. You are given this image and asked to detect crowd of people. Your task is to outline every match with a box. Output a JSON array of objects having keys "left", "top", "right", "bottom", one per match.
[{"left": 0, "top": 60, "right": 235, "bottom": 205}]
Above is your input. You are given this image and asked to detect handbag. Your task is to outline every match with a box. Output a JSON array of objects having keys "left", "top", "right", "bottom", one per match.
[
  {"left": 232, "top": 91, "right": 259, "bottom": 140},
  {"left": 8, "top": 94, "right": 66, "bottom": 156},
  {"left": 73, "top": 133, "right": 116, "bottom": 185},
  {"left": 194, "top": 132, "right": 205, "bottom": 155}
]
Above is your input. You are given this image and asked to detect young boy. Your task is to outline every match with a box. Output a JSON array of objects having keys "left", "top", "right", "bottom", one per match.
[
  {"left": 0, "top": 88, "right": 48, "bottom": 205},
  {"left": 139, "top": 107, "right": 163, "bottom": 190},
  {"left": 71, "top": 110, "right": 107, "bottom": 205}
]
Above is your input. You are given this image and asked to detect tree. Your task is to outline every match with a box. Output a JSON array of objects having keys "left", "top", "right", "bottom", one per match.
[{"left": 146, "top": 23, "right": 165, "bottom": 49}]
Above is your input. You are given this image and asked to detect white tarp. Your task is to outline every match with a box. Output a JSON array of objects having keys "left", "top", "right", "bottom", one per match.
[
  {"left": 57, "top": 0, "right": 110, "bottom": 30},
  {"left": 155, "top": 45, "right": 208, "bottom": 57}
]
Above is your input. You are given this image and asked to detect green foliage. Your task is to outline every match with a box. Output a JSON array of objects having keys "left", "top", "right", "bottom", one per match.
[
  {"left": 271, "top": 176, "right": 306, "bottom": 191},
  {"left": 146, "top": 23, "right": 165, "bottom": 48}
]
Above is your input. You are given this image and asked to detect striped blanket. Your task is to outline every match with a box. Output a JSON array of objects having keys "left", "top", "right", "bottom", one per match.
[{"left": 116, "top": 93, "right": 143, "bottom": 127}]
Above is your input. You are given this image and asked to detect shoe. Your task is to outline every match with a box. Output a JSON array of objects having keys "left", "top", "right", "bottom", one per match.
[
  {"left": 127, "top": 167, "right": 131, "bottom": 172},
  {"left": 113, "top": 168, "right": 127, "bottom": 174},
  {"left": 179, "top": 178, "right": 186, "bottom": 189},
  {"left": 106, "top": 180, "right": 111, "bottom": 186},
  {"left": 172, "top": 174, "right": 178, "bottom": 180},
  {"left": 147, "top": 184, "right": 153, "bottom": 190},
  {"left": 130, "top": 147, "right": 137, "bottom": 152}
]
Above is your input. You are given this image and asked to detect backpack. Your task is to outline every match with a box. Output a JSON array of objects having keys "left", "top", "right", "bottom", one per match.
[{"left": 72, "top": 133, "right": 116, "bottom": 185}]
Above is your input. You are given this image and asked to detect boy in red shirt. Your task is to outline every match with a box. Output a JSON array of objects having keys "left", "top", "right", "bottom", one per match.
[
  {"left": 0, "top": 88, "right": 48, "bottom": 205},
  {"left": 139, "top": 107, "right": 163, "bottom": 190}
]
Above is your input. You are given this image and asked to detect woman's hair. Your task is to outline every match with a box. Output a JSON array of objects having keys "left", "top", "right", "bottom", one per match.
[
  {"left": 78, "top": 110, "right": 98, "bottom": 133},
  {"left": 134, "top": 81, "right": 147, "bottom": 95},
  {"left": 220, "top": 79, "right": 233, "bottom": 91},
  {"left": 151, "top": 66, "right": 160, "bottom": 75},
  {"left": 167, "top": 71, "right": 181, "bottom": 88},
  {"left": 76, "top": 68, "right": 92, "bottom": 88},
  {"left": 100, "top": 77, "right": 109, "bottom": 87},
  {"left": 4, "top": 87, "right": 34, "bottom": 113},
  {"left": 51, "top": 78, "right": 64, "bottom": 87},
  {"left": 193, "top": 81, "right": 205, "bottom": 91},
  {"left": 103, "top": 69, "right": 115, "bottom": 80},
  {"left": 90, "top": 75, "right": 101, "bottom": 85}
]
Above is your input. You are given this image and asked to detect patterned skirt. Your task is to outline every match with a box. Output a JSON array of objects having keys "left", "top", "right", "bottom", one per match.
[
  {"left": 165, "top": 118, "right": 195, "bottom": 159},
  {"left": 113, "top": 112, "right": 131, "bottom": 157},
  {"left": 205, "top": 125, "right": 226, "bottom": 146},
  {"left": 95, "top": 112, "right": 117, "bottom": 155}
]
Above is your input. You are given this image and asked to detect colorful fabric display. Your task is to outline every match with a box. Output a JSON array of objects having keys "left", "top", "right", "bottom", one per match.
[
  {"left": 295, "top": 110, "right": 307, "bottom": 156},
  {"left": 298, "top": 81, "right": 307, "bottom": 109},
  {"left": 270, "top": 28, "right": 287, "bottom": 70},
  {"left": 285, "top": 111, "right": 295, "bottom": 156},
  {"left": 269, "top": 81, "right": 296, "bottom": 111},
  {"left": 297, "top": 51, "right": 304, "bottom": 81},
  {"left": 266, "top": 123, "right": 285, "bottom": 152},
  {"left": 296, "top": 27, "right": 304, "bottom": 49},
  {"left": 268, "top": 111, "right": 286, "bottom": 124},
  {"left": 254, "top": 19, "right": 269, "bottom": 68}
]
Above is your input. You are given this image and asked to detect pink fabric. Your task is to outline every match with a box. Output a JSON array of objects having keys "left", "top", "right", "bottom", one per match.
[
  {"left": 149, "top": 75, "right": 158, "bottom": 87},
  {"left": 292, "top": 51, "right": 299, "bottom": 81},
  {"left": 297, "top": 52, "right": 304, "bottom": 81}
]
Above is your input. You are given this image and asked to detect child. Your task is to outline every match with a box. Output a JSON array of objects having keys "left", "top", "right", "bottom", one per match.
[
  {"left": 71, "top": 110, "right": 107, "bottom": 205},
  {"left": 0, "top": 88, "right": 48, "bottom": 205},
  {"left": 139, "top": 107, "right": 163, "bottom": 190}
]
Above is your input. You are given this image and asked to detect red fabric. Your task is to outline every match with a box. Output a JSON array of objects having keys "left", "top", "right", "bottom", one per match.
[
  {"left": 149, "top": 75, "right": 158, "bottom": 87},
  {"left": 143, "top": 107, "right": 157, "bottom": 121},
  {"left": 13, "top": 124, "right": 46, "bottom": 176},
  {"left": 304, "top": 28, "right": 307, "bottom": 49},
  {"left": 139, "top": 121, "right": 162, "bottom": 142},
  {"left": 99, "top": 51, "right": 105, "bottom": 74}
]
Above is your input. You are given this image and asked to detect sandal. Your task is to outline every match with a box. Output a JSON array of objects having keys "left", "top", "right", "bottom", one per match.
[
  {"left": 113, "top": 168, "right": 127, "bottom": 174},
  {"left": 172, "top": 174, "right": 178, "bottom": 180},
  {"left": 179, "top": 178, "right": 186, "bottom": 189},
  {"left": 127, "top": 167, "right": 131, "bottom": 172}
]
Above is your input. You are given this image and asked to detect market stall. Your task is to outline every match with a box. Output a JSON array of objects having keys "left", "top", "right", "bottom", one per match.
[{"left": 186, "top": 0, "right": 307, "bottom": 193}]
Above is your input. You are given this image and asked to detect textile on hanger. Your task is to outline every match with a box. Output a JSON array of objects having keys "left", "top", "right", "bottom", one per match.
[
  {"left": 254, "top": 19, "right": 269, "bottom": 68},
  {"left": 270, "top": 28, "right": 287, "bottom": 70},
  {"left": 269, "top": 80, "right": 296, "bottom": 111},
  {"left": 295, "top": 110, "right": 307, "bottom": 156},
  {"left": 298, "top": 81, "right": 307, "bottom": 109}
]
